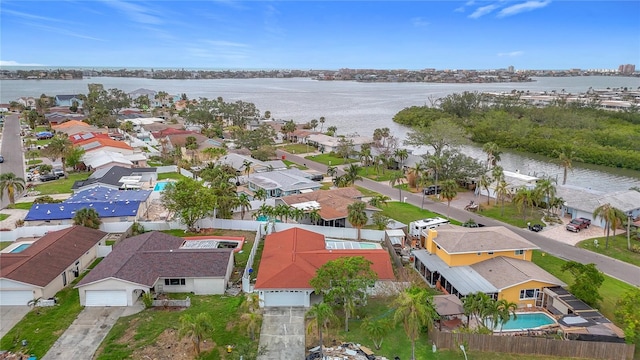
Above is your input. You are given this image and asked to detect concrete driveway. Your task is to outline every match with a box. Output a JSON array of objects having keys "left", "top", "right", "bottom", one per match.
[
  {"left": 42, "top": 305, "right": 143, "bottom": 360},
  {"left": 0, "top": 306, "right": 30, "bottom": 338},
  {"left": 257, "top": 307, "right": 306, "bottom": 360}
]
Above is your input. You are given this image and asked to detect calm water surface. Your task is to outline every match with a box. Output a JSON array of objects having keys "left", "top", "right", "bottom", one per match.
[{"left": 1, "top": 76, "right": 639, "bottom": 192}]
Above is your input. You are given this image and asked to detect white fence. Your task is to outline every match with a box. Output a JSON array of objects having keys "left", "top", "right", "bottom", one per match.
[
  {"left": 155, "top": 165, "right": 178, "bottom": 174},
  {"left": 0, "top": 224, "right": 72, "bottom": 242},
  {"left": 97, "top": 245, "right": 112, "bottom": 257},
  {"left": 242, "top": 226, "right": 264, "bottom": 293},
  {"left": 100, "top": 222, "right": 133, "bottom": 233}
]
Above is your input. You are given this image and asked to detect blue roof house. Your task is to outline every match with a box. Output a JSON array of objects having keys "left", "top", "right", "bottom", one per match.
[{"left": 24, "top": 187, "right": 152, "bottom": 226}]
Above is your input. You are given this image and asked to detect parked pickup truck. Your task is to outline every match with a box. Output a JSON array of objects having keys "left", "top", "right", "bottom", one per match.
[{"left": 566, "top": 217, "right": 591, "bottom": 232}]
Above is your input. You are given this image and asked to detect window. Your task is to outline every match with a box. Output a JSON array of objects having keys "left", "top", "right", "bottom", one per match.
[
  {"left": 164, "top": 278, "right": 186, "bottom": 286},
  {"left": 520, "top": 288, "right": 538, "bottom": 300},
  {"left": 488, "top": 251, "right": 494, "bottom": 255},
  {"left": 515, "top": 250, "right": 524, "bottom": 255}
]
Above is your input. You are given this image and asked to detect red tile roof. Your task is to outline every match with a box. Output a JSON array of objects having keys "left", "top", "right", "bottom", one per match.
[
  {"left": 0, "top": 226, "right": 107, "bottom": 287},
  {"left": 76, "top": 137, "right": 134, "bottom": 151},
  {"left": 254, "top": 227, "right": 394, "bottom": 290},
  {"left": 52, "top": 120, "right": 91, "bottom": 129}
]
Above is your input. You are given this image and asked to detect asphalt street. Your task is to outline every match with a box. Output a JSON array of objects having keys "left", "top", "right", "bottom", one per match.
[
  {"left": 0, "top": 114, "right": 25, "bottom": 209},
  {"left": 277, "top": 149, "right": 640, "bottom": 287}
]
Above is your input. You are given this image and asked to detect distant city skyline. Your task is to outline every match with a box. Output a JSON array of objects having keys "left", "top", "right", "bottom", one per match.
[{"left": 1, "top": 1, "right": 638, "bottom": 70}]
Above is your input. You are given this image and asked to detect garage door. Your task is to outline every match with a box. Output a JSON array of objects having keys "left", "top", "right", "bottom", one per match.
[
  {"left": 85, "top": 290, "right": 127, "bottom": 306},
  {"left": 0, "top": 290, "right": 33, "bottom": 306},
  {"left": 263, "top": 291, "right": 307, "bottom": 307}
]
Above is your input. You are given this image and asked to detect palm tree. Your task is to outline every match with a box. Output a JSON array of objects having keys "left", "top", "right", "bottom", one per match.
[
  {"left": 371, "top": 212, "right": 392, "bottom": 230},
  {"left": 479, "top": 173, "right": 493, "bottom": 205},
  {"left": 73, "top": 207, "right": 102, "bottom": 229},
  {"left": 406, "top": 162, "right": 425, "bottom": 189},
  {"left": 344, "top": 164, "right": 363, "bottom": 186},
  {"left": 359, "top": 148, "right": 373, "bottom": 171},
  {"left": 393, "top": 288, "right": 438, "bottom": 360},
  {"left": 553, "top": 146, "right": 583, "bottom": 185},
  {"left": 440, "top": 179, "right": 458, "bottom": 220},
  {"left": 394, "top": 148, "right": 409, "bottom": 169},
  {"left": 44, "top": 134, "right": 73, "bottom": 178},
  {"left": 593, "top": 203, "right": 626, "bottom": 249},
  {"left": 361, "top": 317, "right": 391, "bottom": 350},
  {"left": 253, "top": 188, "right": 268, "bottom": 202},
  {"left": 326, "top": 125, "right": 337, "bottom": 136},
  {"left": 535, "top": 178, "right": 557, "bottom": 216},
  {"left": 306, "top": 302, "right": 337, "bottom": 358},
  {"left": 307, "top": 208, "right": 322, "bottom": 225},
  {"left": 491, "top": 165, "right": 504, "bottom": 184},
  {"left": 347, "top": 201, "right": 368, "bottom": 240},
  {"left": 239, "top": 295, "right": 262, "bottom": 341},
  {"left": 326, "top": 165, "right": 338, "bottom": 178},
  {"left": 425, "top": 154, "right": 445, "bottom": 199},
  {"left": 178, "top": 312, "right": 213, "bottom": 356},
  {"left": 368, "top": 194, "right": 391, "bottom": 208},
  {"left": 0, "top": 173, "right": 26, "bottom": 205},
  {"left": 482, "top": 142, "right": 501, "bottom": 169},
  {"left": 494, "top": 299, "right": 518, "bottom": 334},
  {"left": 242, "top": 159, "right": 253, "bottom": 176},
  {"left": 237, "top": 193, "right": 251, "bottom": 220},
  {"left": 513, "top": 187, "right": 535, "bottom": 221},
  {"left": 494, "top": 179, "right": 510, "bottom": 216},
  {"left": 389, "top": 171, "right": 406, "bottom": 201},
  {"left": 319, "top": 116, "right": 326, "bottom": 132}
]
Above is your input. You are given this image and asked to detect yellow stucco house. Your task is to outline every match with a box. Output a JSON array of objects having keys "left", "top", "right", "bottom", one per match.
[{"left": 412, "top": 225, "right": 566, "bottom": 308}]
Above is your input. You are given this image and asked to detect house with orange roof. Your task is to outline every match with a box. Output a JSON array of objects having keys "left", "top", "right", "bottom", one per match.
[
  {"left": 75, "top": 137, "right": 134, "bottom": 155},
  {"left": 52, "top": 120, "right": 107, "bottom": 136},
  {"left": 277, "top": 188, "right": 381, "bottom": 227},
  {"left": 254, "top": 227, "right": 395, "bottom": 307}
]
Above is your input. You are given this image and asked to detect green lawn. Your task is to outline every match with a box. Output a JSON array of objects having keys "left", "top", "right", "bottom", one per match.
[
  {"left": 358, "top": 166, "right": 401, "bottom": 182},
  {"left": 32, "top": 172, "right": 88, "bottom": 195},
  {"left": 157, "top": 172, "right": 189, "bottom": 181},
  {"left": 0, "top": 213, "right": 10, "bottom": 221},
  {"left": 8, "top": 202, "right": 34, "bottom": 210},
  {"left": 0, "top": 258, "right": 103, "bottom": 358},
  {"left": 577, "top": 234, "right": 640, "bottom": 267},
  {"left": 35, "top": 139, "right": 52, "bottom": 146},
  {"left": 474, "top": 200, "right": 544, "bottom": 229},
  {"left": 283, "top": 159, "right": 308, "bottom": 170},
  {"left": 95, "top": 295, "right": 255, "bottom": 360},
  {"left": 0, "top": 241, "right": 12, "bottom": 250},
  {"left": 280, "top": 143, "right": 315, "bottom": 154},
  {"left": 355, "top": 186, "right": 380, "bottom": 197},
  {"left": 305, "top": 153, "right": 356, "bottom": 166},
  {"left": 531, "top": 250, "right": 633, "bottom": 323},
  {"left": 377, "top": 201, "right": 461, "bottom": 226},
  {"left": 25, "top": 159, "right": 43, "bottom": 165}
]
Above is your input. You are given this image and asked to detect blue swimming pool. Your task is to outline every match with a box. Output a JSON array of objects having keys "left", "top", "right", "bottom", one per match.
[
  {"left": 492, "top": 312, "right": 556, "bottom": 331},
  {"left": 10, "top": 243, "right": 31, "bottom": 253},
  {"left": 154, "top": 181, "right": 170, "bottom": 191}
]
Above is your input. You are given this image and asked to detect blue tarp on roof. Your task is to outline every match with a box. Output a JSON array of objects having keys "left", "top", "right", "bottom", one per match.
[
  {"left": 25, "top": 201, "right": 140, "bottom": 221},
  {"left": 66, "top": 186, "right": 151, "bottom": 203}
]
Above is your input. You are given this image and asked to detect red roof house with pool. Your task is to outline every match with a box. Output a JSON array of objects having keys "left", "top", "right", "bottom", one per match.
[{"left": 254, "top": 227, "right": 395, "bottom": 308}]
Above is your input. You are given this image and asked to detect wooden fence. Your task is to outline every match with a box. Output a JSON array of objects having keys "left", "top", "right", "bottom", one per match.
[{"left": 431, "top": 329, "right": 635, "bottom": 360}]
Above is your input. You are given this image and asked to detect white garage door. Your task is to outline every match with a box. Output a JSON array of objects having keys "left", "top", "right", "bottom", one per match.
[
  {"left": 85, "top": 290, "right": 127, "bottom": 306},
  {"left": 0, "top": 290, "right": 33, "bottom": 306},
  {"left": 264, "top": 291, "right": 307, "bottom": 307}
]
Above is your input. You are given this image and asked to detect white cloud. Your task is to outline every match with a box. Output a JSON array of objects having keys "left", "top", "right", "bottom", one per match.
[
  {"left": 411, "top": 17, "right": 429, "bottom": 27},
  {"left": 204, "top": 40, "right": 249, "bottom": 48},
  {"left": 2, "top": 9, "right": 68, "bottom": 23},
  {"left": 497, "top": 0, "right": 551, "bottom": 18},
  {"left": 497, "top": 51, "right": 524, "bottom": 57},
  {"left": 102, "top": 0, "right": 163, "bottom": 25},
  {"left": 468, "top": 4, "right": 500, "bottom": 19},
  {"left": 0, "top": 60, "right": 44, "bottom": 66},
  {"left": 23, "top": 22, "right": 104, "bottom": 41}
]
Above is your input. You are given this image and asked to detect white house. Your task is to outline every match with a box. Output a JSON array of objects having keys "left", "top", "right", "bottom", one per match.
[
  {"left": 75, "top": 232, "right": 234, "bottom": 306},
  {"left": 0, "top": 226, "right": 108, "bottom": 305}
]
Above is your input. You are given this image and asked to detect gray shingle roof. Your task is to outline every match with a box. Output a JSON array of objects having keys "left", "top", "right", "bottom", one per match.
[
  {"left": 249, "top": 169, "right": 320, "bottom": 192},
  {"left": 77, "top": 231, "right": 232, "bottom": 287},
  {"left": 72, "top": 166, "right": 156, "bottom": 190},
  {"left": 471, "top": 256, "right": 566, "bottom": 290},
  {"left": 559, "top": 187, "right": 640, "bottom": 213},
  {"left": 432, "top": 226, "right": 539, "bottom": 254}
]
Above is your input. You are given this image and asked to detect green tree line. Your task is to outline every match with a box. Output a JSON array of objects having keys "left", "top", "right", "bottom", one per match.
[{"left": 393, "top": 92, "right": 640, "bottom": 171}]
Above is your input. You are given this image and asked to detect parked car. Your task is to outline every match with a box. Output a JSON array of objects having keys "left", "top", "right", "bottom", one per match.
[
  {"left": 462, "top": 221, "right": 485, "bottom": 228},
  {"left": 53, "top": 168, "right": 65, "bottom": 177},
  {"left": 40, "top": 173, "right": 59, "bottom": 182},
  {"left": 566, "top": 217, "right": 591, "bottom": 232},
  {"left": 529, "top": 224, "right": 544, "bottom": 232},
  {"left": 36, "top": 131, "right": 54, "bottom": 140},
  {"left": 423, "top": 185, "right": 442, "bottom": 195}
]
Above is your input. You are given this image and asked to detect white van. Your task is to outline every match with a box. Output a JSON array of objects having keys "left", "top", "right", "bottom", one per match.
[{"left": 408, "top": 217, "right": 450, "bottom": 238}]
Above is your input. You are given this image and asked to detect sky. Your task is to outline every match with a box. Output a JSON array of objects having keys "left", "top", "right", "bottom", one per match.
[{"left": 0, "top": 1, "right": 638, "bottom": 70}]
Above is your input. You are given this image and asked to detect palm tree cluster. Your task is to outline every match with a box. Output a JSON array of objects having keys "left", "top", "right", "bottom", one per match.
[
  {"left": 462, "top": 292, "right": 517, "bottom": 333},
  {"left": 332, "top": 164, "right": 363, "bottom": 188}
]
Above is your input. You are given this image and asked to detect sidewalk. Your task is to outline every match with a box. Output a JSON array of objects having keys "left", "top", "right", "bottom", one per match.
[{"left": 0, "top": 209, "right": 28, "bottom": 230}]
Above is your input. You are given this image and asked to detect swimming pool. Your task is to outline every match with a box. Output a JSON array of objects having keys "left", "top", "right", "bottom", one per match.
[
  {"left": 491, "top": 312, "right": 556, "bottom": 332},
  {"left": 153, "top": 181, "right": 170, "bottom": 191},
  {"left": 10, "top": 243, "right": 31, "bottom": 253},
  {"left": 325, "top": 240, "right": 382, "bottom": 250}
]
